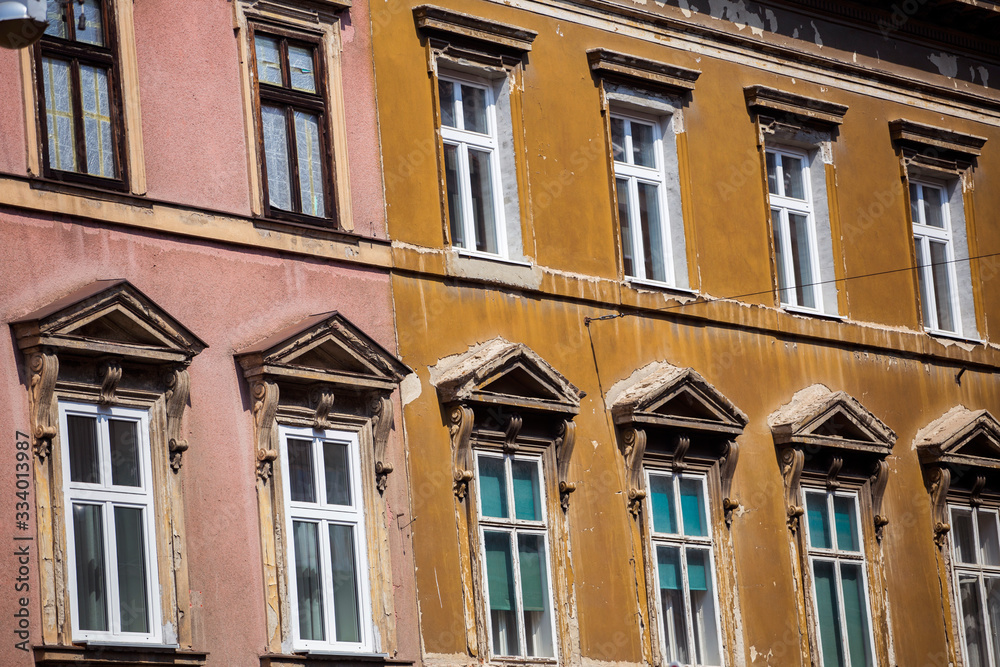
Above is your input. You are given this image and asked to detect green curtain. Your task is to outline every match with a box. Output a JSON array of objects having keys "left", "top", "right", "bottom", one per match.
[
  {"left": 511, "top": 462, "right": 538, "bottom": 521},
  {"left": 813, "top": 560, "right": 844, "bottom": 667},
  {"left": 649, "top": 475, "right": 675, "bottom": 534},
  {"left": 840, "top": 563, "right": 872, "bottom": 667},
  {"left": 479, "top": 458, "right": 508, "bottom": 519},
  {"left": 657, "top": 547, "right": 680, "bottom": 591},
  {"left": 833, "top": 496, "right": 858, "bottom": 551},
  {"left": 680, "top": 479, "right": 705, "bottom": 537},
  {"left": 686, "top": 550, "right": 708, "bottom": 592},
  {"left": 518, "top": 536, "right": 546, "bottom": 611},
  {"left": 485, "top": 532, "right": 514, "bottom": 611},
  {"left": 806, "top": 493, "right": 831, "bottom": 549}
]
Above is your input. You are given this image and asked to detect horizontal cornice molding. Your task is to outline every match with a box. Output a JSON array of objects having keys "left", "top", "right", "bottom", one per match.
[
  {"left": 744, "top": 85, "right": 849, "bottom": 126},
  {"left": 889, "top": 119, "right": 987, "bottom": 158},
  {"left": 587, "top": 48, "right": 700, "bottom": 94},
  {"left": 413, "top": 5, "right": 537, "bottom": 52}
]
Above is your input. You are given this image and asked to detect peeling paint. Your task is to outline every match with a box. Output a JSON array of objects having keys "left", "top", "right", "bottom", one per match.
[
  {"left": 929, "top": 51, "right": 959, "bottom": 78},
  {"left": 810, "top": 20, "right": 823, "bottom": 47},
  {"left": 708, "top": 0, "right": 767, "bottom": 37},
  {"left": 400, "top": 371, "right": 422, "bottom": 406}
]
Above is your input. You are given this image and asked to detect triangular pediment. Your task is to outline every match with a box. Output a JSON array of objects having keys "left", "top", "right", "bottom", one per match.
[
  {"left": 769, "top": 384, "right": 896, "bottom": 454},
  {"left": 11, "top": 280, "right": 206, "bottom": 363},
  {"left": 608, "top": 362, "right": 747, "bottom": 435},
  {"left": 433, "top": 338, "right": 583, "bottom": 414},
  {"left": 236, "top": 312, "right": 410, "bottom": 390},
  {"left": 916, "top": 407, "right": 1000, "bottom": 471}
]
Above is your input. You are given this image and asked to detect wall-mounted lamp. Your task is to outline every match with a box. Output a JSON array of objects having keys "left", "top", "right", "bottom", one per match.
[{"left": 0, "top": 0, "right": 47, "bottom": 49}]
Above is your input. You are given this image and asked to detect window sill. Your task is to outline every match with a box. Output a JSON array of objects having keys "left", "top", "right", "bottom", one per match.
[
  {"left": 37, "top": 168, "right": 131, "bottom": 194},
  {"left": 925, "top": 329, "right": 982, "bottom": 345},
  {"left": 488, "top": 657, "right": 559, "bottom": 666},
  {"left": 625, "top": 277, "right": 697, "bottom": 296},
  {"left": 30, "top": 175, "right": 148, "bottom": 206},
  {"left": 781, "top": 304, "right": 845, "bottom": 321},
  {"left": 34, "top": 644, "right": 207, "bottom": 666},
  {"left": 261, "top": 654, "right": 414, "bottom": 667},
  {"left": 455, "top": 247, "right": 532, "bottom": 267}
]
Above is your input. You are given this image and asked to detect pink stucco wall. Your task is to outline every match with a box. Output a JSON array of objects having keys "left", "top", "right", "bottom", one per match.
[
  {"left": 0, "top": 212, "right": 418, "bottom": 665},
  {"left": 0, "top": 46, "right": 26, "bottom": 176}
]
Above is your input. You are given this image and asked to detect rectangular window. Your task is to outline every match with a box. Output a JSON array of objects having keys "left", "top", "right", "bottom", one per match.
[
  {"left": 439, "top": 75, "right": 506, "bottom": 257},
  {"left": 910, "top": 181, "right": 963, "bottom": 336},
  {"left": 280, "top": 425, "right": 372, "bottom": 651},
  {"left": 611, "top": 114, "right": 674, "bottom": 285},
  {"left": 949, "top": 505, "right": 1000, "bottom": 667},
  {"left": 251, "top": 29, "right": 334, "bottom": 225},
  {"left": 646, "top": 470, "right": 723, "bottom": 666},
  {"left": 766, "top": 148, "right": 823, "bottom": 312},
  {"left": 58, "top": 402, "right": 161, "bottom": 643},
  {"left": 476, "top": 452, "right": 556, "bottom": 658},
  {"left": 36, "top": 0, "right": 125, "bottom": 187},
  {"left": 803, "top": 490, "right": 875, "bottom": 667}
]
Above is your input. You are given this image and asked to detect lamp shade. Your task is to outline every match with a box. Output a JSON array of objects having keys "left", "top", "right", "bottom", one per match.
[{"left": 0, "top": 0, "right": 47, "bottom": 49}]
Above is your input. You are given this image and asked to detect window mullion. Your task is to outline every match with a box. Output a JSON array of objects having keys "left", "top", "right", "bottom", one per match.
[{"left": 70, "top": 58, "right": 87, "bottom": 173}]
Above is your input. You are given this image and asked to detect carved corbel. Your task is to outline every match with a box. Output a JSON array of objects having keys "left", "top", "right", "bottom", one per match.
[
  {"left": 929, "top": 466, "right": 952, "bottom": 548},
  {"left": 309, "top": 384, "right": 335, "bottom": 430},
  {"left": 781, "top": 447, "right": 805, "bottom": 532},
  {"left": 826, "top": 456, "right": 843, "bottom": 491},
  {"left": 720, "top": 440, "right": 740, "bottom": 527},
  {"left": 623, "top": 427, "right": 648, "bottom": 516},
  {"left": 503, "top": 413, "right": 522, "bottom": 454},
  {"left": 165, "top": 368, "right": 191, "bottom": 472},
  {"left": 555, "top": 419, "right": 576, "bottom": 511},
  {"left": 252, "top": 380, "right": 280, "bottom": 481},
  {"left": 871, "top": 459, "right": 890, "bottom": 541},
  {"left": 370, "top": 394, "right": 394, "bottom": 494},
  {"left": 450, "top": 405, "right": 475, "bottom": 500},
  {"left": 671, "top": 434, "right": 690, "bottom": 472},
  {"left": 970, "top": 475, "right": 987, "bottom": 507},
  {"left": 27, "top": 350, "right": 59, "bottom": 462},
  {"left": 97, "top": 357, "right": 123, "bottom": 405}
]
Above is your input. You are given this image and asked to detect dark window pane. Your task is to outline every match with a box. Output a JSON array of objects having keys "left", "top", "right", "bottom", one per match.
[
  {"left": 438, "top": 80, "right": 456, "bottom": 128},
  {"left": 518, "top": 533, "right": 553, "bottom": 657},
  {"left": 952, "top": 508, "right": 977, "bottom": 564},
  {"left": 766, "top": 151, "right": 778, "bottom": 195},
  {"left": 294, "top": 110, "right": 325, "bottom": 217},
  {"left": 289, "top": 45, "right": 316, "bottom": 93},
  {"left": 648, "top": 474, "right": 676, "bottom": 534},
  {"left": 960, "top": 576, "right": 988, "bottom": 667},
  {"left": 108, "top": 419, "right": 140, "bottom": 487},
  {"left": 657, "top": 545, "right": 689, "bottom": 664},
  {"left": 323, "top": 442, "right": 351, "bottom": 507},
  {"left": 789, "top": 212, "right": 816, "bottom": 308},
  {"left": 467, "top": 148, "right": 497, "bottom": 254},
  {"left": 638, "top": 181, "right": 665, "bottom": 282},
  {"left": 687, "top": 548, "right": 720, "bottom": 664},
  {"left": 329, "top": 524, "right": 361, "bottom": 642},
  {"left": 610, "top": 118, "right": 625, "bottom": 163},
  {"left": 484, "top": 531, "right": 517, "bottom": 655},
  {"left": 444, "top": 144, "right": 464, "bottom": 247},
  {"left": 76, "top": 0, "right": 105, "bottom": 46},
  {"left": 73, "top": 503, "right": 108, "bottom": 631},
  {"left": 114, "top": 506, "right": 149, "bottom": 633},
  {"left": 478, "top": 456, "right": 508, "bottom": 519},
  {"left": 923, "top": 185, "right": 945, "bottom": 228},
  {"left": 461, "top": 84, "right": 487, "bottom": 134},
  {"left": 930, "top": 240, "right": 955, "bottom": 332},
  {"left": 979, "top": 512, "right": 1000, "bottom": 566},
  {"left": 511, "top": 460, "right": 540, "bottom": 521},
  {"left": 679, "top": 477, "right": 706, "bottom": 537},
  {"left": 909, "top": 183, "right": 920, "bottom": 224},
  {"left": 783, "top": 155, "right": 805, "bottom": 199},
  {"left": 68, "top": 415, "right": 100, "bottom": 484},
  {"left": 293, "top": 521, "right": 324, "bottom": 641},
  {"left": 262, "top": 105, "right": 293, "bottom": 211},
  {"left": 813, "top": 560, "right": 845, "bottom": 667},
  {"left": 255, "top": 35, "right": 283, "bottom": 86},
  {"left": 287, "top": 438, "right": 316, "bottom": 503},
  {"left": 631, "top": 121, "right": 655, "bottom": 168},
  {"left": 915, "top": 239, "right": 932, "bottom": 328},
  {"left": 806, "top": 492, "right": 831, "bottom": 550},
  {"left": 840, "top": 562, "right": 872, "bottom": 667},
  {"left": 773, "top": 208, "right": 790, "bottom": 304},
  {"left": 833, "top": 495, "right": 858, "bottom": 552},
  {"left": 617, "top": 178, "right": 635, "bottom": 278}
]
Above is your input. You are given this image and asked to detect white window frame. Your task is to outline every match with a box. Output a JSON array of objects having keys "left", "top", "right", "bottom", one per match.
[
  {"left": 766, "top": 146, "right": 825, "bottom": 314},
  {"left": 644, "top": 468, "right": 725, "bottom": 667},
  {"left": 59, "top": 401, "right": 162, "bottom": 645},
  {"left": 910, "top": 179, "right": 964, "bottom": 337},
  {"left": 438, "top": 72, "right": 508, "bottom": 259},
  {"left": 948, "top": 503, "right": 1000, "bottom": 667},
  {"left": 802, "top": 487, "right": 877, "bottom": 667},
  {"left": 475, "top": 451, "right": 558, "bottom": 660},
  {"left": 279, "top": 424, "right": 373, "bottom": 653},
  {"left": 611, "top": 111, "right": 675, "bottom": 286}
]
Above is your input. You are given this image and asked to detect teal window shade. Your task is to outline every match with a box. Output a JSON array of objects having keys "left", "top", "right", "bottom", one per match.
[
  {"left": 511, "top": 460, "right": 540, "bottom": 521},
  {"left": 649, "top": 474, "right": 676, "bottom": 534},
  {"left": 680, "top": 478, "right": 706, "bottom": 537},
  {"left": 518, "top": 534, "right": 547, "bottom": 612},
  {"left": 686, "top": 549, "right": 710, "bottom": 592},
  {"left": 806, "top": 492, "right": 832, "bottom": 549},
  {"left": 833, "top": 496, "right": 858, "bottom": 552},
  {"left": 657, "top": 546, "right": 681, "bottom": 591},
  {"left": 485, "top": 531, "right": 515, "bottom": 612},
  {"left": 840, "top": 563, "right": 872, "bottom": 667},
  {"left": 479, "top": 456, "right": 509, "bottom": 519},
  {"left": 813, "top": 560, "right": 845, "bottom": 667}
]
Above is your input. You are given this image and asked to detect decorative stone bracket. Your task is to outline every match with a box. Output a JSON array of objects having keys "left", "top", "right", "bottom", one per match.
[
  {"left": 622, "top": 427, "right": 647, "bottom": 517},
  {"left": 450, "top": 405, "right": 475, "bottom": 500},
  {"left": 27, "top": 349, "right": 59, "bottom": 462},
  {"left": 97, "top": 357, "right": 123, "bottom": 405},
  {"left": 720, "top": 441, "right": 740, "bottom": 527},
  {"left": 165, "top": 369, "right": 191, "bottom": 472},
  {"left": 556, "top": 420, "right": 576, "bottom": 511},
  {"left": 252, "top": 380, "right": 280, "bottom": 482},
  {"left": 370, "top": 394, "right": 394, "bottom": 494}
]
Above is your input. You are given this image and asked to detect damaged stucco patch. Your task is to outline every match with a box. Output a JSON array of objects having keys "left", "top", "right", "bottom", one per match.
[
  {"left": 400, "top": 371, "right": 422, "bottom": 406},
  {"left": 929, "top": 51, "right": 959, "bottom": 78},
  {"left": 708, "top": 0, "right": 768, "bottom": 37}
]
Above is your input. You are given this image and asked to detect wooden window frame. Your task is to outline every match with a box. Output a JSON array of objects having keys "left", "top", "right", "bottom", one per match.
[
  {"left": 34, "top": 0, "right": 129, "bottom": 191},
  {"left": 249, "top": 23, "right": 338, "bottom": 228}
]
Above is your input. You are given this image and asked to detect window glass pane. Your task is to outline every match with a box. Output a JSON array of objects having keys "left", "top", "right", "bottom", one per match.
[
  {"left": 511, "top": 460, "right": 541, "bottom": 521},
  {"left": 293, "top": 521, "right": 324, "bottom": 641},
  {"left": 288, "top": 45, "right": 316, "bottom": 93},
  {"left": 323, "top": 441, "right": 351, "bottom": 507},
  {"left": 783, "top": 155, "right": 805, "bottom": 200},
  {"left": 444, "top": 143, "right": 464, "bottom": 247},
  {"left": 262, "top": 106, "right": 293, "bottom": 211},
  {"left": 438, "top": 80, "right": 456, "bottom": 128},
  {"left": 833, "top": 495, "right": 859, "bottom": 552},
  {"left": 73, "top": 503, "right": 108, "bottom": 631},
  {"left": 461, "top": 84, "right": 488, "bottom": 134},
  {"left": 329, "top": 524, "right": 361, "bottom": 643},
  {"left": 909, "top": 183, "right": 921, "bottom": 224},
  {"left": 114, "top": 506, "right": 149, "bottom": 633},
  {"left": 478, "top": 456, "right": 508, "bottom": 519},
  {"left": 923, "top": 185, "right": 945, "bottom": 228},
  {"left": 617, "top": 178, "right": 635, "bottom": 278},
  {"left": 80, "top": 65, "right": 115, "bottom": 178},
  {"left": 813, "top": 560, "right": 845, "bottom": 667},
  {"left": 68, "top": 415, "right": 100, "bottom": 484},
  {"left": 294, "top": 110, "right": 325, "bottom": 217},
  {"left": 255, "top": 35, "right": 283, "bottom": 86},
  {"left": 929, "top": 240, "right": 956, "bottom": 332},
  {"left": 649, "top": 474, "right": 676, "bottom": 534},
  {"left": 960, "top": 575, "right": 988, "bottom": 667},
  {"left": 789, "top": 212, "right": 816, "bottom": 309},
  {"left": 806, "top": 492, "right": 832, "bottom": 550},
  {"left": 773, "top": 208, "right": 790, "bottom": 305},
  {"left": 638, "top": 182, "right": 666, "bottom": 283},
  {"left": 679, "top": 478, "right": 706, "bottom": 537},
  {"left": 43, "top": 57, "right": 78, "bottom": 173},
  {"left": 610, "top": 117, "right": 625, "bottom": 163},
  {"left": 979, "top": 511, "right": 1000, "bottom": 567},
  {"left": 45, "top": 0, "right": 68, "bottom": 38},
  {"left": 840, "top": 562, "right": 873, "bottom": 667},
  {"left": 766, "top": 151, "right": 778, "bottom": 195},
  {"left": 76, "top": 0, "right": 105, "bottom": 46},
  {"left": 108, "top": 419, "right": 140, "bottom": 487},
  {"left": 631, "top": 121, "right": 656, "bottom": 168},
  {"left": 287, "top": 438, "right": 316, "bottom": 504},
  {"left": 687, "top": 548, "right": 720, "bottom": 665},
  {"left": 952, "top": 508, "right": 977, "bottom": 564},
  {"left": 656, "top": 546, "right": 689, "bottom": 664},
  {"left": 915, "top": 239, "right": 932, "bottom": 329},
  {"left": 985, "top": 577, "right": 1000, "bottom": 663},
  {"left": 467, "top": 148, "right": 498, "bottom": 254},
  {"left": 518, "top": 533, "right": 554, "bottom": 657},
  {"left": 484, "top": 531, "right": 518, "bottom": 655}
]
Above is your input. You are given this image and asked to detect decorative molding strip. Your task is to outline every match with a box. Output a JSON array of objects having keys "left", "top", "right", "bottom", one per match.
[
  {"left": 165, "top": 369, "right": 191, "bottom": 472},
  {"left": 889, "top": 119, "right": 987, "bottom": 158},
  {"left": 370, "top": 394, "right": 394, "bottom": 494},
  {"left": 414, "top": 5, "right": 538, "bottom": 52},
  {"left": 587, "top": 48, "right": 700, "bottom": 94},
  {"left": 745, "top": 85, "right": 849, "bottom": 126},
  {"left": 556, "top": 420, "right": 576, "bottom": 511}
]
